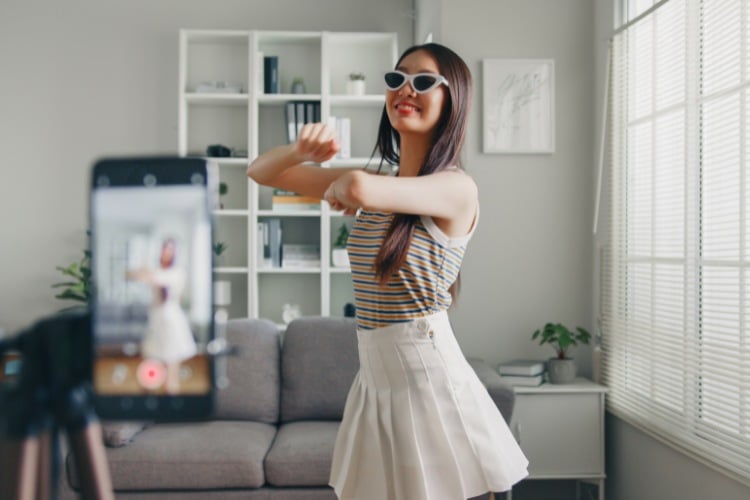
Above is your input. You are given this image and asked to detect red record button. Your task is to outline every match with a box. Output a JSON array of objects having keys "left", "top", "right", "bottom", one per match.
[{"left": 137, "top": 359, "right": 166, "bottom": 390}]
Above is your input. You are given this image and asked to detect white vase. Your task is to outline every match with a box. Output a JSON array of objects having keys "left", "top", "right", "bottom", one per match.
[
  {"left": 332, "top": 248, "right": 349, "bottom": 268},
  {"left": 213, "top": 280, "right": 232, "bottom": 307},
  {"left": 345, "top": 80, "right": 365, "bottom": 96}
]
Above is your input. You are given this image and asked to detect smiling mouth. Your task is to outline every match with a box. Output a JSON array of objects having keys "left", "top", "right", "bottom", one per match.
[{"left": 396, "top": 103, "right": 420, "bottom": 112}]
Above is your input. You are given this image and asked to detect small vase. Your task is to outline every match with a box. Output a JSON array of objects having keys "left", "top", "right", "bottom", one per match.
[
  {"left": 345, "top": 80, "right": 365, "bottom": 96},
  {"left": 291, "top": 81, "right": 306, "bottom": 94},
  {"left": 332, "top": 248, "right": 349, "bottom": 268},
  {"left": 547, "top": 358, "right": 577, "bottom": 384}
]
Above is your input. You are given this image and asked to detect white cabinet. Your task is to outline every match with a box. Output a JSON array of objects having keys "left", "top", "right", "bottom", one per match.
[
  {"left": 508, "top": 378, "right": 607, "bottom": 500},
  {"left": 178, "top": 30, "right": 398, "bottom": 324}
]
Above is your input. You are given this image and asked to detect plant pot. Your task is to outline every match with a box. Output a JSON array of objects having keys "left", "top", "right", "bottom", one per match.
[
  {"left": 346, "top": 80, "right": 366, "bottom": 96},
  {"left": 332, "top": 248, "right": 349, "bottom": 268},
  {"left": 547, "top": 358, "right": 577, "bottom": 384}
]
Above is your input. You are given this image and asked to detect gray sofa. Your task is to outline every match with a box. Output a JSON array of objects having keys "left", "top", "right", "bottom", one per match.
[{"left": 61, "top": 316, "right": 516, "bottom": 499}]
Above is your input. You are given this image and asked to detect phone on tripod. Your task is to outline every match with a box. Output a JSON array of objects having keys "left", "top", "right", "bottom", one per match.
[{"left": 90, "top": 157, "right": 215, "bottom": 420}]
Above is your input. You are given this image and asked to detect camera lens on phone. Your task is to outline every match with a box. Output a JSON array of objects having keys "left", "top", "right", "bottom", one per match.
[{"left": 143, "top": 174, "right": 157, "bottom": 186}]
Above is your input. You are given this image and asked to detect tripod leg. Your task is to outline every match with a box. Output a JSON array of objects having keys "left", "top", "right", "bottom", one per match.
[
  {"left": 0, "top": 435, "right": 40, "bottom": 500},
  {"left": 66, "top": 422, "right": 114, "bottom": 500},
  {"left": 35, "top": 429, "right": 53, "bottom": 500}
]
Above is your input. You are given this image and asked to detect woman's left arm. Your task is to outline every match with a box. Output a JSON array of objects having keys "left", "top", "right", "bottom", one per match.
[{"left": 324, "top": 169, "right": 478, "bottom": 236}]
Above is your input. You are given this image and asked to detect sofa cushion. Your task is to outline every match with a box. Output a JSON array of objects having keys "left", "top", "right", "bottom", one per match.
[
  {"left": 265, "top": 421, "right": 340, "bottom": 487},
  {"left": 280, "top": 317, "right": 358, "bottom": 422},
  {"left": 215, "top": 318, "right": 280, "bottom": 423},
  {"left": 67, "top": 421, "right": 276, "bottom": 491}
]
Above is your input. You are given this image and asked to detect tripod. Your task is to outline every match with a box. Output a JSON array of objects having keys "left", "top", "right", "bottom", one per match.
[{"left": 0, "top": 310, "right": 114, "bottom": 500}]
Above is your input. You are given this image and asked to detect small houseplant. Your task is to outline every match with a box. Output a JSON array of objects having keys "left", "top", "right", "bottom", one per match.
[
  {"left": 52, "top": 231, "right": 92, "bottom": 310},
  {"left": 290, "top": 77, "right": 306, "bottom": 94},
  {"left": 213, "top": 241, "right": 229, "bottom": 266},
  {"left": 346, "top": 72, "right": 366, "bottom": 96},
  {"left": 532, "top": 322, "right": 591, "bottom": 384},
  {"left": 331, "top": 223, "right": 350, "bottom": 268},
  {"left": 219, "top": 182, "right": 228, "bottom": 209},
  {"left": 52, "top": 250, "right": 92, "bottom": 309}
]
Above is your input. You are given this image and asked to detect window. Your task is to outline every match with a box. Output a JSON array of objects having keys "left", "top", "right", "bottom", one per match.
[{"left": 602, "top": 0, "right": 750, "bottom": 485}]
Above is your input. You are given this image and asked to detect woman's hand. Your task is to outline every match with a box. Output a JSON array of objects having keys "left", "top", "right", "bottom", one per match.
[
  {"left": 324, "top": 171, "right": 363, "bottom": 216},
  {"left": 295, "top": 123, "right": 341, "bottom": 164}
]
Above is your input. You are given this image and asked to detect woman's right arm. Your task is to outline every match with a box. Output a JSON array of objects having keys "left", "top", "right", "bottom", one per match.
[{"left": 246, "top": 123, "right": 357, "bottom": 200}]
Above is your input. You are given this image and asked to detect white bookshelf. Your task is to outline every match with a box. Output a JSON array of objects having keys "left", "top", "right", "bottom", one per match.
[{"left": 178, "top": 29, "right": 398, "bottom": 323}]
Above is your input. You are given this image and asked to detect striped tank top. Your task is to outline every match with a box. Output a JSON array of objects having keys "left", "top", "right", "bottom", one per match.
[{"left": 347, "top": 209, "right": 478, "bottom": 330}]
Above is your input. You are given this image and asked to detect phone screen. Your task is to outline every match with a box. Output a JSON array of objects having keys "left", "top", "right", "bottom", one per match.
[{"left": 91, "top": 157, "right": 214, "bottom": 419}]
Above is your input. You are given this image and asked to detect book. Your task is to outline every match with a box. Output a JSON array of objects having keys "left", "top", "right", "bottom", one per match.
[
  {"left": 285, "top": 102, "right": 296, "bottom": 143},
  {"left": 305, "top": 102, "right": 316, "bottom": 125},
  {"left": 264, "top": 56, "right": 279, "bottom": 94},
  {"left": 268, "top": 218, "right": 282, "bottom": 267},
  {"left": 500, "top": 374, "right": 545, "bottom": 387},
  {"left": 326, "top": 116, "right": 351, "bottom": 159},
  {"left": 497, "top": 359, "right": 546, "bottom": 377},
  {"left": 295, "top": 102, "right": 305, "bottom": 137},
  {"left": 272, "top": 190, "right": 320, "bottom": 211},
  {"left": 282, "top": 244, "right": 320, "bottom": 269},
  {"left": 338, "top": 117, "right": 351, "bottom": 159},
  {"left": 257, "top": 222, "right": 271, "bottom": 268}
]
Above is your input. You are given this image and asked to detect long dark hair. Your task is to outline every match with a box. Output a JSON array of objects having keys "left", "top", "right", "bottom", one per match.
[{"left": 373, "top": 43, "right": 473, "bottom": 299}]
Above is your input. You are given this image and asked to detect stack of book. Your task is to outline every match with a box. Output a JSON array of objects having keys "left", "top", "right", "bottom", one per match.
[
  {"left": 496, "top": 359, "right": 546, "bottom": 386},
  {"left": 282, "top": 244, "right": 320, "bottom": 269},
  {"left": 272, "top": 189, "right": 320, "bottom": 211}
]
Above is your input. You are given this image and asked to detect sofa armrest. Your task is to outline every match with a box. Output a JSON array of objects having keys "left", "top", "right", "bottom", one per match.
[{"left": 467, "top": 357, "right": 515, "bottom": 424}]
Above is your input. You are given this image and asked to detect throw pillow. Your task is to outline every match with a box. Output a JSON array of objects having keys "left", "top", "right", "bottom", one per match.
[{"left": 101, "top": 421, "right": 149, "bottom": 448}]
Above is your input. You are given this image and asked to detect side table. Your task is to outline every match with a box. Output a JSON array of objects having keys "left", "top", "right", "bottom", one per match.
[{"left": 507, "top": 377, "right": 607, "bottom": 500}]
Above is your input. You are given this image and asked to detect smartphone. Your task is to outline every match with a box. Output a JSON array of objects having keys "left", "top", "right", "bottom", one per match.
[{"left": 90, "top": 157, "right": 215, "bottom": 419}]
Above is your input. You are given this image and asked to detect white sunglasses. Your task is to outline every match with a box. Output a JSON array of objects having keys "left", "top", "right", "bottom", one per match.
[{"left": 384, "top": 71, "right": 449, "bottom": 94}]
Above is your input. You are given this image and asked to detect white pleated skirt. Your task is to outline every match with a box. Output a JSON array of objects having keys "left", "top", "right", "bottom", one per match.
[{"left": 329, "top": 311, "right": 529, "bottom": 500}]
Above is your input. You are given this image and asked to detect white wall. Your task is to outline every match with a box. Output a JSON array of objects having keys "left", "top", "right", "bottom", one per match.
[
  {"left": 436, "top": 0, "right": 597, "bottom": 376},
  {"left": 593, "top": 1, "right": 750, "bottom": 499},
  {"left": 0, "top": 0, "right": 412, "bottom": 333}
]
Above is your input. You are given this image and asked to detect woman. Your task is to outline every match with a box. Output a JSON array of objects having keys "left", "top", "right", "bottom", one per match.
[
  {"left": 129, "top": 238, "right": 197, "bottom": 394},
  {"left": 247, "top": 43, "right": 528, "bottom": 500}
]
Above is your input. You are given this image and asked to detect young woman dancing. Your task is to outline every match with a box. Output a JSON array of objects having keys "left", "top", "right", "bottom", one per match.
[{"left": 247, "top": 42, "right": 528, "bottom": 500}]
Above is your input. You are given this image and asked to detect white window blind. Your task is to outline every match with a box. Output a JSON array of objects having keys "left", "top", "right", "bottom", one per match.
[{"left": 602, "top": 0, "right": 750, "bottom": 485}]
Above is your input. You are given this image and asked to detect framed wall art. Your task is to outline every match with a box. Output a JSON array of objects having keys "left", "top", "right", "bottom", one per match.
[{"left": 482, "top": 59, "right": 555, "bottom": 154}]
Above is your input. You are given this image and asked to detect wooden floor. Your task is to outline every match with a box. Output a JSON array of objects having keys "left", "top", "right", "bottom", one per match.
[{"left": 95, "top": 354, "right": 210, "bottom": 395}]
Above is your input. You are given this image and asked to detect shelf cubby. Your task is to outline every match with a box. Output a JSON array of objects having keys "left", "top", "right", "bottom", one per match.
[{"left": 180, "top": 29, "right": 398, "bottom": 319}]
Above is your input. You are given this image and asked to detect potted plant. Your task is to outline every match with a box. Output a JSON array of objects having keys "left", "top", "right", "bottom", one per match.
[
  {"left": 52, "top": 232, "right": 92, "bottom": 310},
  {"left": 219, "top": 182, "right": 228, "bottom": 209},
  {"left": 532, "top": 322, "right": 591, "bottom": 384},
  {"left": 52, "top": 250, "right": 92, "bottom": 309},
  {"left": 331, "top": 223, "right": 350, "bottom": 268},
  {"left": 290, "top": 77, "right": 306, "bottom": 94},
  {"left": 346, "top": 73, "right": 366, "bottom": 96},
  {"left": 213, "top": 241, "right": 229, "bottom": 267}
]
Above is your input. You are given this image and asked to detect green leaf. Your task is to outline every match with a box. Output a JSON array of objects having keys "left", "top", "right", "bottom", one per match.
[
  {"left": 55, "top": 290, "right": 87, "bottom": 302},
  {"left": 51, "top": 282, "right": 79, "bottom": 288},
  {"left": 52, "top": 231, "right": 92, "bottom": 305},
  {"left": 533, "top": 321, "right": 591, "bottom": 359}
]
